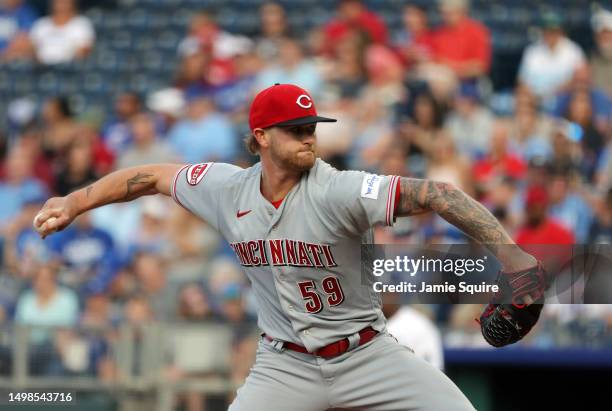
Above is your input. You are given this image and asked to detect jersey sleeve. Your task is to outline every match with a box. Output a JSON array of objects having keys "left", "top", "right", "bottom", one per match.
[
  {"left": 323, "top": 170, "right": 401, "bottom": 236},
  {"left": 170, "top": 162, "right": 241, "bottom": 230}
]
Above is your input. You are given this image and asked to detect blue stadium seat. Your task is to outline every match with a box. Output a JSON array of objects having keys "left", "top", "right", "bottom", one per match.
[
  {"left": 93, "top": 49, "right": 121, "bottom": 72},
  {"left": 125, "top": 8, "right": 150, "bottom": 30},
  {"left": 99, "top": 12, "right": 125, "bottom": 31},
  {"left": 0, "top": 72, "right": 10, "bottom": 94},
  {"left": 81, "top": 73, "right": 106, "bottom": 94},
  {"left": 85, "top": 7, "right": 105, "bottom": 28},
  {"left": 37, "top": 73, "right": 60, "bottom": 94},
  {"left": 156, "top": 30, "right": 181, "bottom": 51},
  {"left": 133, "top": 35, "right": 156, "bottom": 51},
  {"left": 109, "top": 30, "right": 134, "bottom": 50}
]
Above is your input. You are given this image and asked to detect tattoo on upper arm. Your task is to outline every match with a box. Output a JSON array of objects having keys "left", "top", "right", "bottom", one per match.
[
  {"left": 124, "top": 172, "right": 154, "bottom": 201},
  {"left": 398, "top": 177, "right": 511, "bottom": 251}
]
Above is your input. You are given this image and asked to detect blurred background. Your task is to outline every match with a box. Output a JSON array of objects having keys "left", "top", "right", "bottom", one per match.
[{"left": 0, "top": 0, "right": 611, "bottom": 410}]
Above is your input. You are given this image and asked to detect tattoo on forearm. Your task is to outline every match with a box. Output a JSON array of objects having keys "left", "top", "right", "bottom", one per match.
[
  {"left": 124, "top": 172, "right": 154, "bottom": 201},
  {"left": 398, "top": 178, "right": 512, "bottom": 253}
]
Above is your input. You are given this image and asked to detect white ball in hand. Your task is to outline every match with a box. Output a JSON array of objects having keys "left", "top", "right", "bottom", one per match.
[{"left": 34, "top": 213, "right": 58, "bottom": 235}]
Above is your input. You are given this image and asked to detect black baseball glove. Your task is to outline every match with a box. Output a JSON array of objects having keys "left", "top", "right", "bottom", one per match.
[{"left": 479, "top": 262, "right": 548, "bottom": 348}]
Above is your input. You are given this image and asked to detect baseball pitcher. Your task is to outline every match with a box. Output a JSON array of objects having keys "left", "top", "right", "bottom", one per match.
[{"left": 34, "top": 84, "right": 546, "bottom": 410}]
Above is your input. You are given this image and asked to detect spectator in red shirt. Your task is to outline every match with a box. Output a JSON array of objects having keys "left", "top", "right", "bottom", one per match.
[
  {"left": 394, "top": 4, "right": 436, "bottom": 69},
  {"left": 473, "top": 120, "right": 527, "bottom": 196},
  {"left": 516, "top": 185, "right": 574, "bottom": 246},
  {"left": 323, "top": 0, "right": 388, "bottom": 53},
  {"left": 515, "top": 185, "right": 576, "bottom": 286},
  {"left": 433, "top": 0, "right": 491, "bottom": 80}
]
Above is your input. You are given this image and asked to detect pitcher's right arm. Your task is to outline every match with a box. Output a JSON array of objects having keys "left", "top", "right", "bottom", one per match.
[{"left": 34, "top": 163, "right": 183, "bottom": 238}]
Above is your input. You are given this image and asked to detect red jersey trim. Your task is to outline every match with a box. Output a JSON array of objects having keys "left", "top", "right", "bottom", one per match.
[
  {"left": 270, "top": 198, "right": 284, "bottom": 209},
  {"left": 385, "top": 175, "right": 400, "bottom": 226},
  {"left": 171, "top": 164, "right": 191, "bottom": 210}
]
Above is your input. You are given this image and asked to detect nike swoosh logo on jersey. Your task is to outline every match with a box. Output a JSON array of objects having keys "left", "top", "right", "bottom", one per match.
[{"left": 237, "top": 210, "right": 252, "bottom": 218}]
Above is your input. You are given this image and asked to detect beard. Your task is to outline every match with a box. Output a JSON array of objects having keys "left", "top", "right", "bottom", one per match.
[{"left": 269, "top": 139, "right": 317, "bottom": 172}]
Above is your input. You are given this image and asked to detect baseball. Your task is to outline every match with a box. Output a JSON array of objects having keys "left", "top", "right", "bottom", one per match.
[{"left": 33, "top": 213, "right": 57, "bottom": 234}]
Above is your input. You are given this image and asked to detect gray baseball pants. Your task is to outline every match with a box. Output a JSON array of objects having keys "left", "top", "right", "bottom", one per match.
[{"left": 228, "top": 332, "right": 476, "bottom": 411}]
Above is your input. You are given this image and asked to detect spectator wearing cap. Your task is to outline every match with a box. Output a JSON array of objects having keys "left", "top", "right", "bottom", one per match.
[
  {"left": 47, "top": 213, "right": 118, "bottom": 291},
  {"left": 445, "top": 82, "right": 494, "bottom": 159},
  {"left": 146, "top": 88, "right": 186, "bottom": 135},
  {"left": 432, "top": 0, "right": 491, "bottom": 80},
  {"left": 515, "top": 185, "right": 574, "bottom": 246},
  {"left": 0, "top": 0, "right": 38, "bottom": 61},
  {"left": 117, "top": 113, "right": 178, "bottom": 169},
  {"left": 590, "top": 9, "right": 612, "bottom": 97},
  {"left": 29, "top": 0, "right": 94, "bottom": 65},
  {"left": 394, "top": 4, "right": 435, "bottom": 70},
  {"left": 168, "top": 92, "right": 237, "bottom": 164},
  {"left": 127, "top": 196, "right": 172, "bottom": 257},
  {"left": 518, "top": 11, "right": 586, "bottom": 101},
  {"left": 323, "top": 0, "right": 388, "bottom": 56}
]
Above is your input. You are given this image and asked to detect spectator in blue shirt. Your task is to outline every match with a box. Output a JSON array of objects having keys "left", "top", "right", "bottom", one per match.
[
  {"left": 47, "top": 213, "right": 119, "bottom": 293},
  {"left": 100, "top": 92, "right": 142, "bottom": 156},
  {"left": 548, "top": 167, "right": 593, "bottom": 243},
  {"left": 0, "top": 144, "right": 48, "bottom": 230},
  {"left": 168, "top": 92, "right": 237, "bottom": 163},
  {"left": 552, "top": 65, "right": 611, "bottom": 136},
  {"left": 254, "top": 37, "right": 324, "bottom": 99},
  {"left": 0, "top": 0, "right": 37, "bottom": 60},
  {"left": 15, "top": 264, "right": 79, "bottom": 344}
]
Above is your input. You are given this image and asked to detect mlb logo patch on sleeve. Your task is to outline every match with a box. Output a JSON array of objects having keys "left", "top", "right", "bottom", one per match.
[
  {"left": 186, "top": 163, "right": 212, "bottom": 185},
  {"left": 361, "top": 174, "right": 381, "bottom": 199}
]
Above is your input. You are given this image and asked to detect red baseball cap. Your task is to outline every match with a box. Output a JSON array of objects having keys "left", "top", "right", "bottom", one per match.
[
  {"left": 249, "top": 83, "right": 336, "bottom": 130},
  {"left": 525, "top": 185, "right": 549, "bottom": 207}
]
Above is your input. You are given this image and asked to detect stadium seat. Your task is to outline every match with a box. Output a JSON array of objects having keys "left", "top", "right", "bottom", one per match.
[
  {"left": 109, "top": 30, "right": 134, "bottom": 50},
  {"left": 37, "top": 72, "right": 61, "bottom": 94}
]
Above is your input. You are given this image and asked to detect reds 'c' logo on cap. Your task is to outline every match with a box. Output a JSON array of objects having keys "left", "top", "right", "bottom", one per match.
[
  {"left": 248, "top": 84, "right": 337, "bottom": 130},
  {"left": 296, "top": 94, "right": 313, "bottom": 109},
  {"left": 186, "top": 163, "right": 212, "bottom": 186}
]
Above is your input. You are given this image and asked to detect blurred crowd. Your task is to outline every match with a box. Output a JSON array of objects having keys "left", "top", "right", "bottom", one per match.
[{"left": 0, "top": 0, "right": 612, "bottom": 407}]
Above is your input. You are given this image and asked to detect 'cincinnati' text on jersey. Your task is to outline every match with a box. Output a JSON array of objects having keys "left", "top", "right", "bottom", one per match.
[{"left": 229, "top": 239, "right": 338, "bottom": 268}]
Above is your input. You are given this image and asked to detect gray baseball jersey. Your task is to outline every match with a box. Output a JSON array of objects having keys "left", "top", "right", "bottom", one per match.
[{"left": 170, "top": 158, "right": 400, "bottom": 352}]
